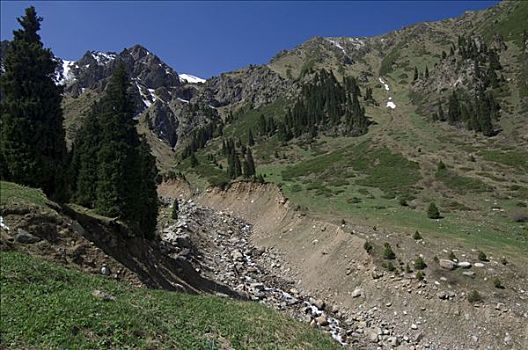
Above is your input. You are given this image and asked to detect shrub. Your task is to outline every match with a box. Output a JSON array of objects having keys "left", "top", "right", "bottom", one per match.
[
  {"left": 348, "top": 197, "right": 362, "bottom": 204},
  {"left": 405, "top": 263, "right": 412, "bottom": 273},
  {"left": 437, "top": 161, "right": 446, "bottom": 171},
  {"left": 416, "top": 271, "right": 425, "bottom": 281},
  {"left": 341, "top": 219, "right": 346, "bottom": 225},
  {"left": 493, "top": 278, "right": 504, "bottom": 289},
  {"left": 512, "top": 212, "right": 528, "bottom": 223},
  {"left": 467, "top": 290, "right": 482, "bottom": 303},
  {"left": 414, "top": 256, "right": 427, "bottom": 270},
  {"left": 412, "top": 230, "right": 422, "bottom": 240},
  {"left": 427, "top": 202, "right": 441, "bottom": 219},
  {"left": 398, "top": 197, "right": 408, "bottom": 206},
  {"left": 448, "top": 251, "right": 457, "bottom": 261},
  {"left": 382, "top": 261, "right": 396, "bottom": 272},
  {"left": 433, "top": 256, "right": 439, "bottom": 263},
  {"left": 478, "top": 251, "right": 488, "bottom": 262},
  {"left": 363, "top": 241, "right": 373, "bottom": 254},
  {"left": 383, "top": 243, "right": 396, "bottom": 260},
  {"left": 500, "top": 257, "right": 508, "bottom": 265}
]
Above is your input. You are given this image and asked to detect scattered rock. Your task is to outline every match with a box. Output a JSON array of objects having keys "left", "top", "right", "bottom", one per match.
[
  {"left": 463, "top": 271, "right": 476, "bottom": 278},
  {"left": 437, "top": 291, "right": 448, "bottom": 300},
  {"left": 352, "top": 288, "right": 363, "bottom": 298},
  {"left": 100, "top": 265, "right": 111, "bottom": 276},
  {"left": 457, "top": 261, "right": 472, "bottom": 269},
  {"left": 230, "top": 249, "right": 244, "bottom": 262},
  {"left": 14, "top": 228, "right": 41, "bottom": 244},
  {"left": 387, "top": 336, "right": 400, "bottom": 347},
  {"left": 92, "top": 289, "right": 116, "bottom": 301},
  {"left": 439, "top": 259, "right": 456, "bottom": 270},
  {"left": 312, "top": 298, "right": 325, "bottom": 310},
  {"left": 367, "top": 327, "right": 382, "bottom": 343},
  {"left": 315, "top": 315, "right": 329, "bottom": 326},
  {"left": 474, "top": 262, "right": 485, "bottom": 268},
  {"left": 372, "top": 269, "right": 384, "bottom": 279}
]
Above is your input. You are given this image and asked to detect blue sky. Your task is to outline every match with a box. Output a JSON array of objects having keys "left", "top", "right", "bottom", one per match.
[{"left": 1, "top": 1, "right": 497, "bottom": 78}]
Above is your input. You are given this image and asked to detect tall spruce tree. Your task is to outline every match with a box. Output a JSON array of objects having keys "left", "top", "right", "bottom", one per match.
[
  {"left": 0, "top": 6, "right": 67, "bottom": 199},
  {"left": 71, "top": 102, "right": 102, "bottom": 207},
  {"left": 136, "top": 137, "right": 159, "bottom": 238},
  {"left": 88, "top": 63, "right": 159, "bottom": 238},
  {"left": 95, "top": 63, "right": 139, "bottom": 219},
  {"left": 245, "top": 148, "right": 256, "bottom": 177}
]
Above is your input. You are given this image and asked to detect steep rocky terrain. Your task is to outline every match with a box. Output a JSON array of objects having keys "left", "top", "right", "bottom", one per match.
[{"left": 161, "top": 180, "right": 528, "bottom": 349}]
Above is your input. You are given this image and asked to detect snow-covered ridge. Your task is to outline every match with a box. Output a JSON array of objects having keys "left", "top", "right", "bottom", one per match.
[
  {"left": 179, "top": 73, "right": 206, "bottom": 84},
  {"left": 91, "top": 51, "right": 116, "bottom": 65}
]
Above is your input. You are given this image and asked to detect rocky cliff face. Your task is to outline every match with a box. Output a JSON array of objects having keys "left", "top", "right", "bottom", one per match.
[
  {"left": 196, "top": 65, "right": 294, "bottom": 109},
  {"left": 57, "top": 44, "right": 218, "bottom": 148},
  {"left": 58, "top": 44, "right": 294, "bottom": 148}
]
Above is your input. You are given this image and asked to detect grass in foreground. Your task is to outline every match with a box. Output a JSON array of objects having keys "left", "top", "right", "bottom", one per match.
[
  {"left": 0, "top": 181, "right": 49, "bottom": 207},
  {"left": 0, "top": 251, "right": 340, "bottom": 350}
]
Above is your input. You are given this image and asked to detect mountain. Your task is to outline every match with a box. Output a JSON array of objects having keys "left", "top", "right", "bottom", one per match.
[{"left": 2, "top": 1, "right": 528, "bottom": 349}]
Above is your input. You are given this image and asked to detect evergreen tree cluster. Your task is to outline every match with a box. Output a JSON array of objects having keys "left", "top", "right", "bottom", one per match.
[
  {"left": 281, "top": 70, "right": 369, "bottom": 140},
  {"left": 256, "top": 114, "right": 278, "bottom": 137},
  {"left": 456, "top": 35, "right": 503, "bottom": 90},
  {"left": 222, "top": 138, "right": 256, "bottom": 179},
  {"left": 0, "top": 7, "right": 67, "bottom": 200},
  {"left": 431, "top": 35, "right": 503, "bottom": 136},
  {"left": 71, "top": 64, "right": 159, "bottom": 238},
  {"left": 432, "top": 88, "right": 499, "bottom": 136},
  {"left": 181, "top": 120, "right": 223, "bottom": 159},
  {"left": 1, "top": 7, "right": 160, "bottom": 238}
]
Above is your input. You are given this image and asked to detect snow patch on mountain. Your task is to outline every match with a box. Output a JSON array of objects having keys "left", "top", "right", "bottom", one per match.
[
  {"left": 137, "top": 82, "right": 154, "bottom": 108},
  {"left": 379, "top": 77, "right": 390, "bottom": 91},
  {"left": 326, "top": 38, "right": 346, "bottom": 55},
  {"left": 91, "top": 51, "right": 116, "bottom": 65},
  {"left": 55, "top": 59, "right": 77, "bottom": 85},
  {"left": 348, "top": 37, "right": 365, "bottom": 50},
  {"left": 379, "top": 77, "right": 396, "bottom": 109},
  {"left": 179, "top": 73, "right": 206, "bottom": 84}
]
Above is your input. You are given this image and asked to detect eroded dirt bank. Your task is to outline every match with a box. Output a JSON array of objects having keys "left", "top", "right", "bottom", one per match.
[{"left": 188, "top": 181, "right": 528, "bottom": 350}]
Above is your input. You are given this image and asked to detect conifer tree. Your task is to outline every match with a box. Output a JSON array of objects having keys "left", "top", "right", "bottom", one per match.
[
  {"left": 447, "top": 91, "right": 461, "bottom": 125},
  {"left": 190, "top": 152, "right": 199, "bottom": 167},
  {"left": 245, "top": 148, "right": 256, "bottom": 177},
  {"left": 413, "top": 66, "right": 419, "bottom": 81},
  {"left": 0, "top": 6, "right": 67, "bottom": 199},
  {"left": 438, "top": 103, "right": 445, "bottom": 121},
  {"left": 425, "top": 66, "right": 429, "bottom": 80},
  {"left": 72, "top": 64, "right": 160, "bottom": 238},
  {"left": 71, "top": 103, "right": 101, "bottom": 207},
  {"left": 95, "top": 63, "right": 140, "bottom": 219},
  {"left": 427, "top": 202, "right": 441, "bottom": 219},
  {"left": 248, "top": 129, "right": 255, "bottom": 146},
  {"left": 136, "top": 137, "right": 159, "bottom": 238}
]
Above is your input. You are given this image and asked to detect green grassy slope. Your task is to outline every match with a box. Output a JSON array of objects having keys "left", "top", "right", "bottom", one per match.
[
  {"left": 0, "top": 181, "right": 50, "bottom": 207},
  {"left": 0, "top": 251, "right": 340, "bottom": 350}
]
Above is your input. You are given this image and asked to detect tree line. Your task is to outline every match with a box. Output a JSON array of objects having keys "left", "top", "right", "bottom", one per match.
[
  {"left": 430, "top": 35, "right": 504, "bottom": 136},
  {"left": 0, "top": 7, "right": 159, "bottom": 238}
]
